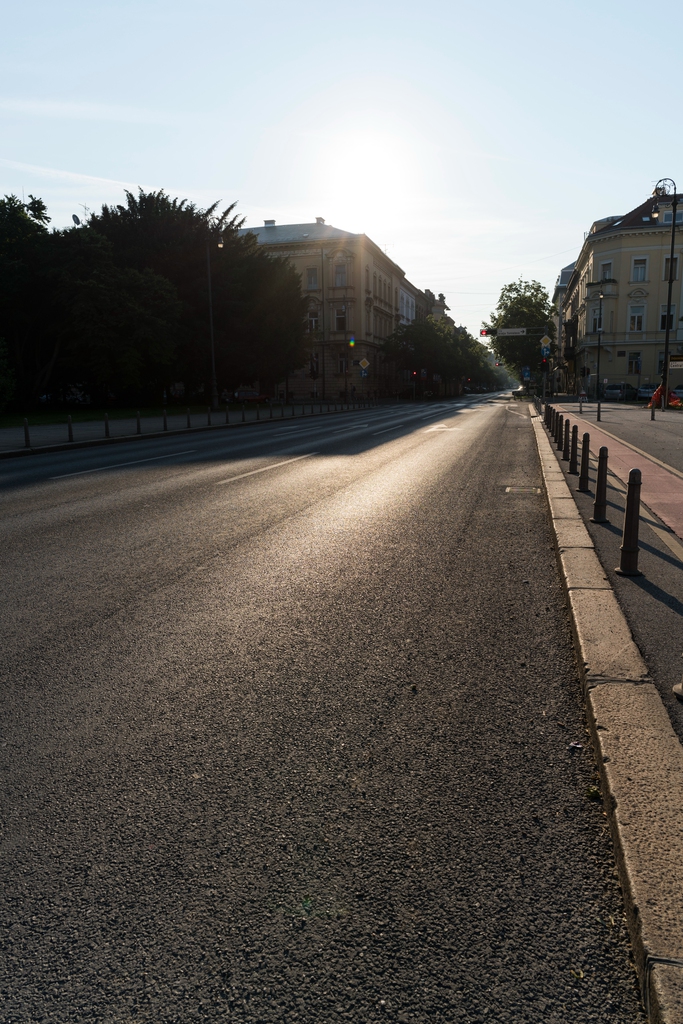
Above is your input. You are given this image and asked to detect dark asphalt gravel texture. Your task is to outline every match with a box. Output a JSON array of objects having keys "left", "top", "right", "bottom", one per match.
[{"left": 0, "top": 401, "right": 644, "bottom": 1022}]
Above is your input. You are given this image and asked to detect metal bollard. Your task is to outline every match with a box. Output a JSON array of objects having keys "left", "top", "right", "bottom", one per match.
[
  {"left": 578, "top": 432, "right": 590, "bottom": 491},
  {"left": 23, "top": 418, "right": 30, "bottom": 448},
  {"left": 651, "top": 400, "right": 655, "bottom": 421},
  {"left": 319, "top": 403, "right": 322, "bottom": 414},
  {"left": 281, "top": 402, "right": 284, "bottom": 418},
  {"left": 242, "top": 403, "right": 246, "bottom": 422},
  {"left": 68, "top": 415, "right": 74, "bottom": 442},
  {"left": 256, "top": 404, "right": 260, "bottom": 421},
  {"left": 269, "top": 403, "right": 273, "bottom": 419},
  {"left": 563, "top": 419, "right": 570, "bottom": 461},
  {"left": 556, "top": 414, "right": 564, "bottom": 450},
  {"left": 137, "top": 411, "right": 141, "bottom": 435},
  {"left": 187, "top": 407, "right": 191, "bottom": 428},
  {"left": 569, "top": 424, "right": 578, "bottom": 474},
  {"left": 291, "top": 403, "right": 295, "bottom": 417},
  {"left": 104, "top": 413, "right": 110, "bottom": 438},
  {"left": 207, "top": 406, "right": 211, "bottom": 426},
  {"left": 225, "top": 405, "right": 230, "bottom": 424},
  {"left": 163, "top": 408, "right": 168, "bottom": 431},
  {"left": 311, "top": 403, "right": 314, "bottom": 415},
  {"left": 615, "top": 468, "right": 642, "bottom": 575},
  {"left": 591, "top": 446, "right": 609, "bottom": 523},
  {"left": 579, "top": 394, "right": 583, "bottom": 414}
]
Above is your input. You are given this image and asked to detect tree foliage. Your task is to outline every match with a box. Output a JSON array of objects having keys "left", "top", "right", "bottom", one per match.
[
  {"left": 0, "top": 189, "right": 308, "bottom": 407},
  {"left": 483, "top": 278, "right": 556, "bottom": 377}
]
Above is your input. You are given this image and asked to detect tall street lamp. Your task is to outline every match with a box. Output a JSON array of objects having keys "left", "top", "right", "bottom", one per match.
[
  {"left": 206, "top": 233, "right": 223, "bottom": 411},
  {"left": 652, "top": 178, "right": 678, "bottom": 410},
  {"left": 596, "top": 288, "right": 604, "bottom": 422}
]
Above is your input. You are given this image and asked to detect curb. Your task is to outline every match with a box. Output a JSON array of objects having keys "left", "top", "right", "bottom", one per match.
[
  {"left": 531, "top": 407, "right": 683, "bottom": 1023},
  {"left": 0, "top": 405, "right": 367, "bottom": 461}
]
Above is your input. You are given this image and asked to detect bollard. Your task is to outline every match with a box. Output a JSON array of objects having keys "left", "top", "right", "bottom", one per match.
[
  {"left": 319, "top": 403, "right": 322, "bottom": 414},
  {"left": 651, "top": 400, "right": 655, "bottom": 421},
  {"left": 569, "top": 424, "right": 578, "bottom": 474},
  {"left": 591, "top": 446, "right": 609, "bottom": 523},
  {"left": 242, "top": 403, "right": 246, "bottom": 423},
  {"left": 207, "top": 406, "right": 212, "bottom": 426},
  {"left": 291, "top": 403, "right": 295, "bottom": 417},
  {"left": 225, "top": 405, "right": 230, "bottom": 424},
  {"left": 327, "top": 403, "right": 330, "bottom": 413},
  {"left": 579, "top": 394, "right": 583, "bottom": 414},
  {"left": 68, "top": 415, "right": 74, "bottom": 442},
  {"left": 544, "top": 404, "right": 549, "bottom": 427},
  {"left": 104, "top": 413, "right": 110, "bottom": 438},
  {"left": 163, "top": 408, "right": 168, "bottom": 431},
  {"left": 311, "top": 403, "right": 314, "bottom": 416},
  {"left": 578, "top": 432, "right": 590, "bottom": 491},
  {"left": 556, "top": 414, "right": 564, "bottom": 450},
  {"left": 269, "top": 403, "right": 273, "bottom": 419},
  {"left": 187, "top": 407, "right": 191, "bottom": 428},
  {"left": 23, "top": 417, "right": 30, "bottom": 448},
  {"left": 137, "top": 411, "right": 141, "bottom": 435},
  {"left": 280, "top": 402, "right": 284, "bottom": 418},
  {"left": 615, "top": 468, "right": 642, "bottom": 575},
  {"left": 562, "top": 419, "right": 570, "bottom": 461},
  {"left": 256, "top": 404, "right": 260, "bottom": 421}
]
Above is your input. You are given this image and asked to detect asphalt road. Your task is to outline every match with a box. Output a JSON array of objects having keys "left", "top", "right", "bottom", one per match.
[{"left": 0, "top": 398, "right": 644, "bottom": 1023}]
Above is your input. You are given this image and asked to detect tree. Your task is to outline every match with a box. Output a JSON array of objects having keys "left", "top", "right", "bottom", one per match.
[{"left": 483, "top": 279, "right": 556, "bottom": 378}]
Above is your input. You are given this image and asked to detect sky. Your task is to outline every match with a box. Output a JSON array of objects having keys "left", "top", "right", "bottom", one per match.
[{"left": 2, "top": 0, "right": 680, "bottom": 338}]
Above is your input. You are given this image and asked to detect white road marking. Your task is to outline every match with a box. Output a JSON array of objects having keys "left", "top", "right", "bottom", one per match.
[
  {"left": 332, "top": 423, "right": 369, "bottom": 432},
  {"left": 424, "top": 424, "right": 461, "bottom": 432},
  {"left": 51, "top": 450, "right": 197, "bottom": 479},
  {"left": 217, "top": 452, "right": 317, "bottom": 485},
  {"left": 372, "top": 424, "right": 405, "bottom": 434}
]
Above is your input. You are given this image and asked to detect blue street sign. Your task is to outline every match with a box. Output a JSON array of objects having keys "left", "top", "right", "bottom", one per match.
[
  {"left": 541, "top": 346, "right": 550, "bottom": 357},
  {"left": 360, "top": 369, "right": 368, "bottom": 377},
  {"left": 522, "top": 366, "right": 531, "bottom": 380}
]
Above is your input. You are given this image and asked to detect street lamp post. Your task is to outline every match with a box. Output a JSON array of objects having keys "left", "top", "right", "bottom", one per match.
[
  {"left": 596, "top": 288, "right": 604, "bottom": 422},
  {"left": 206, "top": 234, "right": 223, "bottom": 411},
  {"left": 652, "top": 178, "right": 678, "bottom": 410}
]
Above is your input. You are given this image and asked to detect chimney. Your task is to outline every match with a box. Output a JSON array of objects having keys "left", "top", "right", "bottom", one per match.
[
  {"left": 316, "top": 217, "right": 325, "bottom": 225},
  {"left": 264, "top": 219, "right": 275, "bottom": 226}
]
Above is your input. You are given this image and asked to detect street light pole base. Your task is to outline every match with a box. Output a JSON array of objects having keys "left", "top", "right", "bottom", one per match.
[
  {"left": 673, "top": 681, "right": 683, "bottom": 701},
  {"left": 614, "top": 566, "right": 642, "bottom": 577}
]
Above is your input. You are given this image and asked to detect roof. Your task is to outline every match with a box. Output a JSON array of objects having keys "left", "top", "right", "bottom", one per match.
[
  {"left": 238, "top": 221, "right": 362, "bottom": 245},
  {"left": 591, "top": 194, "right": 683, "bottom": 236}
]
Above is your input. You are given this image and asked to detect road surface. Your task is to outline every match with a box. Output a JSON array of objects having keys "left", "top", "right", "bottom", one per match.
[{"left": 0, "top": 399, "right": 644, "bottom": 1022}]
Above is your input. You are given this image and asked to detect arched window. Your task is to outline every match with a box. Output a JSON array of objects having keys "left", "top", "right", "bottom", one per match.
[
  {"left": 366, "top": 267, "right": 370, "bottom": 291},
  {"left": 373, "top": 273, "right": 377, "bottom": 296}
]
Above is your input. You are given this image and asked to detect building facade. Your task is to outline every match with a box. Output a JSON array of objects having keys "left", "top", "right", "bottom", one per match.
[
  {"left": 558, "top": 196, "right": 683, "bottom": 395},
  {"left": 238, "top": 218, "right": 431, "bottom": 399}
]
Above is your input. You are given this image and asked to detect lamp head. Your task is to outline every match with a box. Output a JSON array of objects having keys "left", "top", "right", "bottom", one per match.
[
  {"left": 217, "top": 236, "right": 224, "bottom": 248},
  {"left": 652, "top": 203, "right": 660, "bottom": 219}
]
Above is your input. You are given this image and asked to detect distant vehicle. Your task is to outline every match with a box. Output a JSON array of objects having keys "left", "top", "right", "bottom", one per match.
[
  {"left": 512, "top": 385, "right": 527, "bottom": 400},
  {"left": 603, "top": 383, "right": 638, "bottom": 402},
  {"left": 233, "top": 389, "right": 269, "bottom": 402},
  {"left": 636, "top": 384, "right": 657, "bottom": 401}
]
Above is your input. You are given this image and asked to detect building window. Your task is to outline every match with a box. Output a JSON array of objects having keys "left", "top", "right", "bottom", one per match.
[
  {"left": 628, "top": 352, "right": 641, "bottom": 374},
  {"left": 601, "top": 262, "right": 612, "bottom": 280},
  {"left": 664, "top": 256, "right": 679, "bottom": 281},
  {"left": 660, "top": 304, "right": 676, "bottom": 330},
  {"left": 338, "top": 354, "right": 347, "bottom": 373},
  {"left": 629, "top": 305, "right": 644, "bottom": 331},
  {"left": 617, "top": 350, "right": 626, "bottom": 357},
  {"left": 365, "top": 267, "right": 370, "bottom": 291},
  {"left": 591, "top": 309, "right": 602, "bottom": 333},
  {"left": 373, "top": 273, "right": 377, "bottom": 296},
  {"left": 308, "top": 309, "right": 319, "bottom": 332},
  {"left": 306, "top": 267, "right": 318, "bottom": 290},
  {"left": 663, "top": 211, "right": 683, "bottom": 225},
  {"left": 335, "top": 308, "right": 346, "bottom": 331},
  {"left": 334, "top": 264, "right": 347, "bottom": 287},
  {"left": 632, "top": 258, "right": 647, "bottom": 282}
]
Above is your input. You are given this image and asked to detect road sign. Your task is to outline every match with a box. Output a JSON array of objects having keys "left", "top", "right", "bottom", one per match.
[
  {"left": 541, "top": 346, "right": 550, "bottom": 357},
  {"left": 360, "top": 369, "right": 368, "bottom": 377},
  {"left": 359, "top": 358, "right": 370, "bottom": 369},
  {"left": 498, "top": 328, "right": 526, "bottom": 336},
  {"left": 539, "top": 335, "right": 552, "bottom": 348},
  {"left": 522, "top": 366, "right": 530, "bottom": 380},
  {"left": 670, "top": 355, "right": 683, "bottom": 371}
]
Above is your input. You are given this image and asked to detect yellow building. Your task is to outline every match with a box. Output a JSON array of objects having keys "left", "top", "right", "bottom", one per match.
[
  {"left": 559, "top": 195, "right": 683, "bottom": 395},
  {"left": 239, "top": 217, "right": 429, "bottom": 399}
]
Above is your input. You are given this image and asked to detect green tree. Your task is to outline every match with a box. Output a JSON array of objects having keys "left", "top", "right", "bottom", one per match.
[{"left": 483, "top": 278, "right": 555, "bottom": 378}]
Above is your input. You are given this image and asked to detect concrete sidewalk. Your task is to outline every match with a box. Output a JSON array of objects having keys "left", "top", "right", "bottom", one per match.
[{"left": 552, "top": 402, "right": 683, "bottom": 541}]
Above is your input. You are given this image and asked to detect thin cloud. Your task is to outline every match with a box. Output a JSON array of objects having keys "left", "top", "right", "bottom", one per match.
[
  {"left": 0, "top": 157, "right": 136, "bottom": 189},
  {"left": 0, "top": 97, "right": 173, "bottom": 125}
]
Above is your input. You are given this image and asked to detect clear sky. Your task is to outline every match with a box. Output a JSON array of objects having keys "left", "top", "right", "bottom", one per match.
[{"left": 2, "top": 0, "right": 679, "bottom": 337}]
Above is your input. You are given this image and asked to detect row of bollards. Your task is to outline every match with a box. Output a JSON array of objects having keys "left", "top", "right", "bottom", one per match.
[
  {"left": 544, "top": 403, "right": 642, "bottom": 575},
  {"left": 19, "top": 398, "right": 378, "bottom": 450}
]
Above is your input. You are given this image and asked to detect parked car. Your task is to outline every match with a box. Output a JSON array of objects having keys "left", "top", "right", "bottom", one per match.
[
  {"left": 233, "top": 389, "right": 269, "bottom": 403},
  {"left": 636, "top": 384, "right": 658, "bottom": 401},
  {"left": 603, "top": 383, "right": 638, "bottom": 402},
  {"left": 672, "top": 385, "right": 683, "bottom": 400}
]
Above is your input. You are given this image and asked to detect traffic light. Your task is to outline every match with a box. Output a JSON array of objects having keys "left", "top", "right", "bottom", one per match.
[
  {"left": 540, "top": 358, "right": 548, "bottom": 373},
  {"left": 411, "top": 370, "right": 418, "bottom": 378},
  {"left": 480, "top": 329, "right": 490, "bottom": 337}
]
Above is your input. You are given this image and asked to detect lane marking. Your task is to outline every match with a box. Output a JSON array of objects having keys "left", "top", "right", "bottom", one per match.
[
  {"left": 51, "top": 450, "right": 197, "bottom": 479},
  {"left": 424, "top": 424, "right": 461, "bottom": 432},
  {"left": 332, "top": 423, "right": 369, "bottom": 432},
  {"left": 217, "top": 452, "right": 317, "bottom": 485},
  {"left": 372, "top": 424, "right": 405, "bottom": 434}
]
